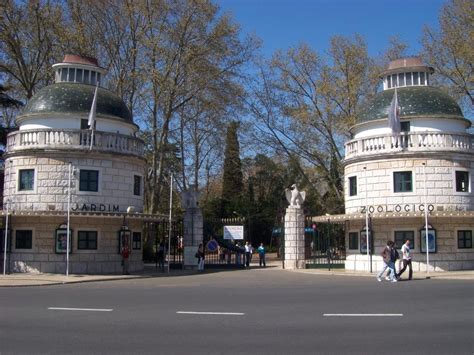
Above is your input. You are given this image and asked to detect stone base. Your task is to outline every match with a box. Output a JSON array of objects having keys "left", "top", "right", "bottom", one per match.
[
  {"left": 183, "top": 246, "right": 199, "bottom": 268},
  {"left": 284, "top": 260, "right": 306, "bottom": 270}
]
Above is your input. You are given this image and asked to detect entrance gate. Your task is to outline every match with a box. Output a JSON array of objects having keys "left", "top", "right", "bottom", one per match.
[
  {"left": 202, "top": 218, "right": 245, "bottom": 269},
  {"left": 306, "top": 222, "right": 345, "bottom": 269}
]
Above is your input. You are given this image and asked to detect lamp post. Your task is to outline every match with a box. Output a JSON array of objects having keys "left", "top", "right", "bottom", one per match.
[
  {"left": 363, "top": 166, "right": 371, "bottom": 273},
  {"left": 422, "top": 162, "right": 430, "bottom": 278},
  {"left": 3, "top": 160, "right": 12, "bottom": 276},
  {"left": 3, "top": 199, "right": 10, "bottom": 276},
  {"left": 66, "top": 162, "right": 73, "bottom": 277},
  {"left": 167, "top": 174, "right": 173, "bottom": 274}
]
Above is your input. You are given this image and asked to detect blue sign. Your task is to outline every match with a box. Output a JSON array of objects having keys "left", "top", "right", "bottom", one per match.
[{"left": 206, "top": 240, "right": 219, "bottom": 252}]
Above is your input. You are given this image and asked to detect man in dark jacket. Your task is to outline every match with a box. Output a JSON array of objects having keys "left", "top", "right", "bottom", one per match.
[{"left": 376, "top": 241, "right": 397, "bottom": 283}]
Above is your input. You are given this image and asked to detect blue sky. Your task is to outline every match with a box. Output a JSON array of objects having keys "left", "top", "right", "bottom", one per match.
[{"left": 216, "top": 0, "right": 446, "bottom": 58}]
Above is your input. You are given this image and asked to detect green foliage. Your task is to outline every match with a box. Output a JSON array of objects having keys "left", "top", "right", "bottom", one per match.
[{"left": 221, "top": 121, "right": 243, "bottom": 216}]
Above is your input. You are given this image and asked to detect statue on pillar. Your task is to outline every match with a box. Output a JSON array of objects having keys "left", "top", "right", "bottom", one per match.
[
  {"left": 285, "top": 184, "right": 306, "bottom": 208},
  {"left": 181, "top": 185, "right": 200, "bottom": 209}
]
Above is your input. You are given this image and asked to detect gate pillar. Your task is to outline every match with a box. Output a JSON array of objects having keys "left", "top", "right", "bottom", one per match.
[
  {"left": 181, "top": 186, "right": 203, "bottom": 269},
  {"left": 284, "top": 206, "right": 306, "bottom": 269}
]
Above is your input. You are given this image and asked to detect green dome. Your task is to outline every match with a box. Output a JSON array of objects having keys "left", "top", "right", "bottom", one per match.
[
  {"left": 358, "top": 86, "right": 464, "bottom": 123},
  {"left": 22, "top": 83, "right": 132, "bottom": 122}
]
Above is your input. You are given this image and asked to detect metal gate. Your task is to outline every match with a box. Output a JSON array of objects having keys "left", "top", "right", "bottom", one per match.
[
  {"left": 306, "top": 222, "right": 345, "bottom": 269},
  {"left": 202, "top": 218, "right": 245, "bottom": 269}
]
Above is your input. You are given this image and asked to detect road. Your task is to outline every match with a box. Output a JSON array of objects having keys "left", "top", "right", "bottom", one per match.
[{"left": 0, "top": 269, "right": 473, "bottom": 354}]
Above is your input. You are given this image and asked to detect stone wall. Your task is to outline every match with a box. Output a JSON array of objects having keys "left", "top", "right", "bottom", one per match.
[
  {"left": 345, "top": 157, "right": 473, "bottom": 214},
  {"left": 345, "top": 216, "right": 474, "bottom": 272},
  {"left": 3, "top": 153, "right": 145, "bottom": 213},
  {"left": 6, "top": 215, "right": 144, "bottom": 274}
]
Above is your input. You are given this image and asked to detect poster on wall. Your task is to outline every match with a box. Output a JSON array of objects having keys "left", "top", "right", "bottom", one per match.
[
  {"left": 420, "top": 229, "right": 437, "bottom": 253},
  {"left": 55, "top": 228, "right": 72, "bottom": 254}
]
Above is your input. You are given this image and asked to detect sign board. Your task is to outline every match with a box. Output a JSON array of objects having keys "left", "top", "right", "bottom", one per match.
[
  {"left": 224, "top": 225, "right": 244, "bottom": 240},
  {"left": 184, "top": 246, "right": 199, "bottom": 266},
  {"left": 206, "top": 239, "right": 219, "bottom": 252}
]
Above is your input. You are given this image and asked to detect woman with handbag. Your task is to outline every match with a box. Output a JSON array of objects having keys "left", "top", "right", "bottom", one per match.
[{"left": 197, "top": 243, "right": 205, "bottom": 272}]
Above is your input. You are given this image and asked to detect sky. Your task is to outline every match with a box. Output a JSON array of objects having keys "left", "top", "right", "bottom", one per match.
[{"left": 215, "top": 0, "right": 446, "bottom": 58}]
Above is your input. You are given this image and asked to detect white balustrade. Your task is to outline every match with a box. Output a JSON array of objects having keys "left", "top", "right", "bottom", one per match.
[
  {"left": 345, "top": 132, "right": 473, "bottom": 160},
  {"left": 7, "top": 129, "right": 144, "bottom": 157}
]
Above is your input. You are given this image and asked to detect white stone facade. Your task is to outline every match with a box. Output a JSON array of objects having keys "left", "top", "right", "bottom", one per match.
[
  {"left": 284, "top": 207, "right": 306, "bottom": 269},
  {"left": 6, "top": 215, "right": 144, "bottom": 274},
  {"left": 1, "top": 55, "right": 149, "bottom": 274},
  {"left": 4, "top": 154, "right": 145, "bottom": 213},
  {"left": 345, "top": 157, "right": 473, "bottom": 215}
]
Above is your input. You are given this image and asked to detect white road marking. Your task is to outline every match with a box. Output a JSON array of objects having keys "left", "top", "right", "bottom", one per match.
[
  {"left": 177, "top": 311, "right": 245, "bottom": 316},
  {"left": 48, "top": 307, "right": 113, "bottom": 312},
  {"left": 323, "top": 313, "right": 403, "bottom": 317}
]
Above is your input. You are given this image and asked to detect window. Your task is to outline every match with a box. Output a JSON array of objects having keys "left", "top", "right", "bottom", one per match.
[
  {"left": 76, "top": 69, "right": 83, "bottom": 82},
  {"left": 19, "top": 169, "right": 34, "bottom": 191},
  {"left": 91, "top": 71, "right": 96, "bottom": 85},
  {"left": 81, "top": 119, "right": 89, "bottom": 130},
  {"left": 392, "top": 74, "right": 397, "bottom": 87},
  {"left": 394, "top": 231, "right": 414, "bottom": 249},
  {"left": 413, "top": 72, "right": 419, "bottom": 85},
  {"left": 349, "top": 232, "right": 358, "bottom": 250},
  {"left": 84, "top": 70, "right": 90, "bottom": 84},
  {"left": 349, "top": 176, "right": 357, "bottom": 196},
  {"left": 68, "top": 68, "right": 75, "bottom": 82},
  {"left": 133, "top": 175, "right": 141, "bottom": 196},
  {"left": 16, "top": 230, "right": 32, "bottom": 249},
  {"left": 97, "top": 73, "right": 101, "bottom": 85},
  {"left": 400, "top": 121, "right": 410, "bottom": 132},
  {"left": 406, "top": 72, "right": 412, "bottom": 86},
  {"left": 78, "top": 231, "right": 97, "bottom": 250},
  {"left": 61, "top": 68, "right": 68, "bottom": 81},
  {"left": 132, "top": 232, "right": 142, "bottom": 250},
  {"left": 394, "top": 171, "right": 412, "bottom": 192},
  {"left": 398, "top": 73, "right": 405, "bottom": 86},
  {"left": 387, "top": 76, "right": 391, "bottom": 89},
  {"left": 457, "top": 230, "right": 472, "bottom": 249},
  {"left": 455, "top": 171, "right": 469, "bottom": 192},
  {"left": 79, "top": 170, "right": 99, "bottom": 192},
  {"left": 420, "top": 72, "right": 425, "bottom": 85}
]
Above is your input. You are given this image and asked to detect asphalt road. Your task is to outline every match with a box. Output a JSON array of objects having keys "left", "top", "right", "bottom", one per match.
[{"left": 0, "top": 269, "right": 473, "bottom": 355}]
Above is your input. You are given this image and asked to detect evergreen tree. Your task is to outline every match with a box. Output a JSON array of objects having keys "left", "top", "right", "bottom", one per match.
[{"left": 221, "top": 121, "right": 243, "bottom": 216}]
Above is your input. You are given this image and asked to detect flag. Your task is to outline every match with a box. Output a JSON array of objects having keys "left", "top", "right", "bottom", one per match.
[
  {"left": 88, "top": 84, "right": 98, "bottom": 129},
  {"left": 88, "top": 84, "right": 98, "bottom": 150},
  {"left": 388, "top": 88, "right": 400, "bottom": 135}
]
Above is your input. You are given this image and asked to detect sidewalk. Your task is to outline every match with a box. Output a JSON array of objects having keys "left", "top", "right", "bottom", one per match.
[
  {"left": 0, "top": 266, "right": 197, "bottom": 287},
  {"left": 290, "top": 268, "right": 474, "bottom": 280},
  {"left": 1, "top": 261, "right": 473, "bottom": 287}
]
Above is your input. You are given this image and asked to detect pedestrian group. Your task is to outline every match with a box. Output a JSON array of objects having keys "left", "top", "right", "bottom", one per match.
[{"left": 377, "top": 239, "right": 413, "bottom": 282}]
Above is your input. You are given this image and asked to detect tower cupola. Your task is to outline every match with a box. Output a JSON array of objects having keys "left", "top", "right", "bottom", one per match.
[
  {"left": 52, "top": 54, "right": 107, "bottom": 86},
  {"left": 381, "top": 57, "right": 434, "bottom": 90}
]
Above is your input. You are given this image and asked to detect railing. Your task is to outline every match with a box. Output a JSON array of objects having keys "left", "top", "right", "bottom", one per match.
[
  {"left": 6, "top": 129, "right": 144, "bottom": 157},
  {"left": 345, "top": 131, "right": 474, "bottom": 160}
]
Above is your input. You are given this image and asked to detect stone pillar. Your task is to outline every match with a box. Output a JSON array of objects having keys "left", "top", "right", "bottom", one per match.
[
  {"left": 182, "top": 186, "right": 203, "bottom": 269},
  {"left": 284, "top": 207, "right": 306, "bottom": 269}
]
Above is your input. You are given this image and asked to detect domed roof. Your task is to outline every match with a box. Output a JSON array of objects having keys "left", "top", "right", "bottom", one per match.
[
  {"left": 21, "top": 83, "right": 132, "bottom": 123},
  {"left": 358, "top": 86, "right": 465, "bottom": 123}
]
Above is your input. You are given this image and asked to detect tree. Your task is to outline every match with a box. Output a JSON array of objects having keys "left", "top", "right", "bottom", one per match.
[
  {"left": 422, "top": 0, "right": 474, "bottom": 114},
  {"left": 0, "top": 0, "right": 64, "bottom": 99},
  {"left": 247, "top": 36, "right": 377, "bottom": 213},
  {"left": 221, "top": 121, "right": 243, "bottom": 216}
]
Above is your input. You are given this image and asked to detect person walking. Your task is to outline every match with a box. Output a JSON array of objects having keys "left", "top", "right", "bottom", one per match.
[
  {"left": 377, "top": 241, "right": 397, "bottom": 283},
  {"left": 197, "top": 243, "right": 205, "bottom": 272},
  {"left": 257, "top": 243, "right": 266, "bottom": 267},
  {"left": 157, "top": 242, "right": 165, "bottom": 272},
  {"left": 121, "top": 243, "right": 130, "bottom": 275},
  {"left": 244, "top": 241, "right": 251, "bottom": 268},
  {"left": 397, "top": 240, "right": 413, "bottom": 280}
]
